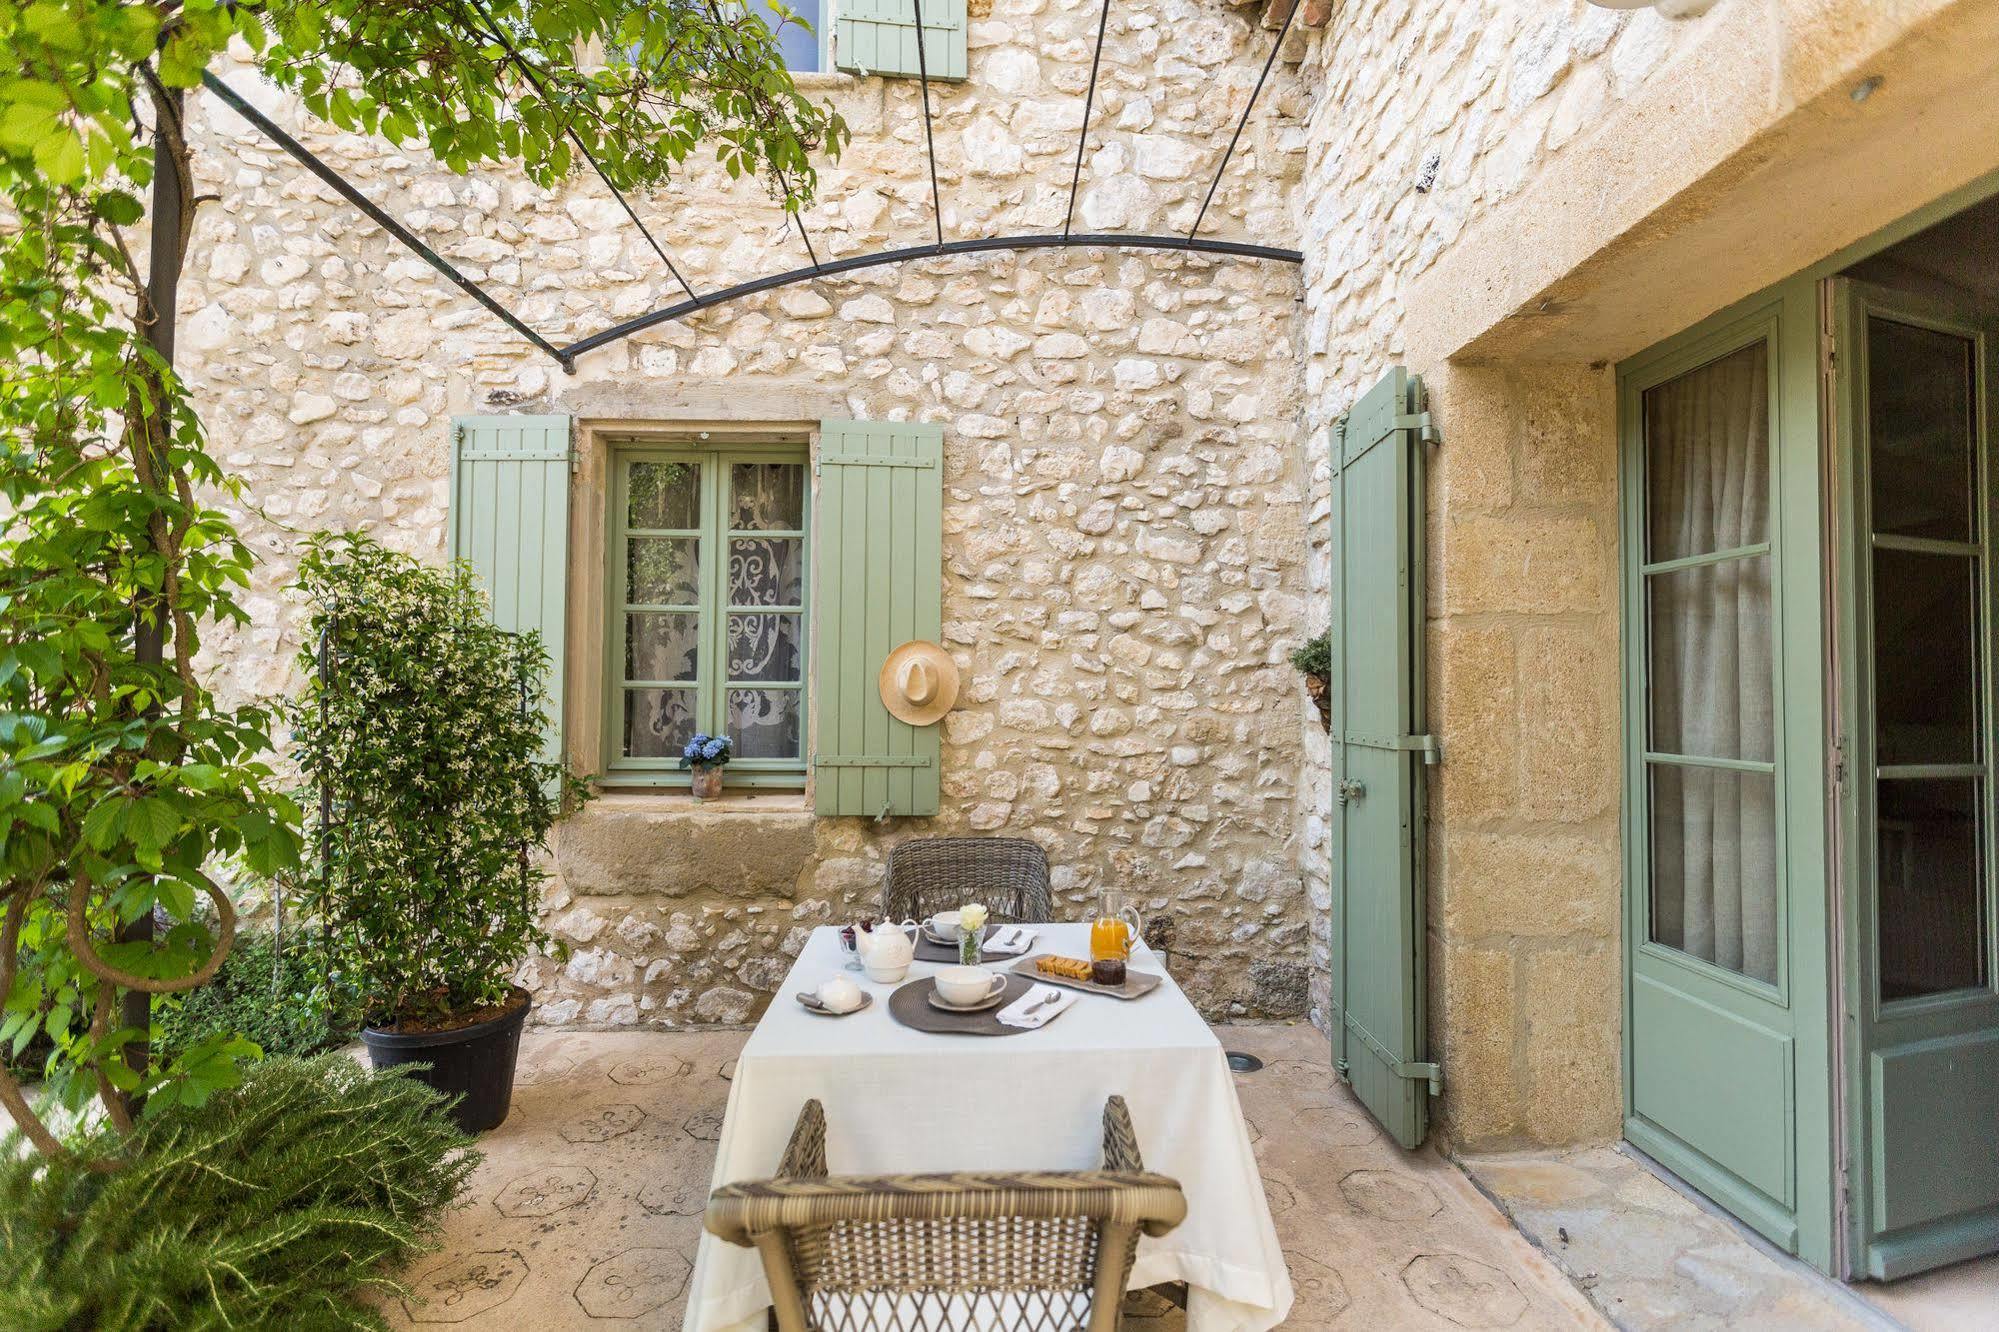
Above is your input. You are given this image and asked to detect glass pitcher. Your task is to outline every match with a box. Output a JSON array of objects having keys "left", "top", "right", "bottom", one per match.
[{"left": 1090, "top": 889, "right": 1143, "bottom": 962}]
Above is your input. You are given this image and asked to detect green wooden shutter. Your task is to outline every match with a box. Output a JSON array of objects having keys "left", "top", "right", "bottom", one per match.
[
  {"left": 1329, "top": 369, "right": 1438, "bottom": 1150},
  {"left": 449, "top": 414, "right": 572, "bottom": 773},
  {"left": 836, "top": 0, "right": 966, "bottom": 80},
  {"left": 814, "top": 420, "right": 943, "bottom": 817}
]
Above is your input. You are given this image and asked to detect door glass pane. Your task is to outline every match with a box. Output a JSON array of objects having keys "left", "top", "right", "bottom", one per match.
[
  {"left": 627, "top": 538, "right": 700, "bottom": 605},
  {"left": 727, "top": 613, "right": 802, "bottom": 683},
  {"left": 628, "top": 460, "right": 701, "bottom": 530},
  {"left": 1872, "top": 549, "right": 1979, "bottom": 767},
  {"left": 1647, "top": 557, "right": 1775, "bottom": 762},
  {"left": 727, "top": 688, "right": 801, "bottom": 759},
  {"left": 626, "top": 612, "right": 699, "bottom": 682},
  {"left": 729, "top": 537, "right": 803, "bottom": 606},
  {"left": 731, "top": 463, "right": 806, "bottom": 531},
  {"left": 624, "top": 687, "right": 697, "bottom": 758},
  {"left": 1868, "top": 317, "right": 1976, "bottom": 542},
  {"left": 1649, "top": 763, "right": 1779, "bottom": 984},
  {"left": 1644, "top": 341, "right": 1771, "bottom": 564},
  {"left": 1877, "top": 778, "right": 1988, "bottom": 1000}
]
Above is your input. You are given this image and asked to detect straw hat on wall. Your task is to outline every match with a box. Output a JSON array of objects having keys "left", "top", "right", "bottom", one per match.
[{"left": 878, "top": 640, "right": 959, "bottom": 726}]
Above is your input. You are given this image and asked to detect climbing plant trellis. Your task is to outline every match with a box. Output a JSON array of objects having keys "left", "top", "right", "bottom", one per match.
[{"left": 199, "top": 0, "right": 1303, "bottom": 374}]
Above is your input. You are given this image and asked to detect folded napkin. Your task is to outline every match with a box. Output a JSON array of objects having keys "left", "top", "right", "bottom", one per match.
[
  {"left": 997, "top": 983, "right": 1077, "bottom": 1030},
  {"left": 984, "top": 925, "right": 1036, "bottom": 956}
]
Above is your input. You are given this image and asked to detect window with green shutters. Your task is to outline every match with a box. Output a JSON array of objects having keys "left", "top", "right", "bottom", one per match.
[
  {"left": 605, "top": 444, "right": 811, "bottom": 786},
  {"left": 836, "top": 0, "right": 966, "bottom": 81}
]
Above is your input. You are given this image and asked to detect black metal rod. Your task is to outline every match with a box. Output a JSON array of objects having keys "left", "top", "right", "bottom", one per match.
[
  {"left": 460, "top": 0, "right": 703, "bottom": 306},
  {"left": 562, "top": 231, "right": 1301, "bottom": 358},
  {"left": 790, "top": 209, "right": 823, "bottom": 270},
  {"left": 1064, "top": 0, "right": 1113, "bottom": 239},
  {"left": 910, "top": 0, "right": 945, "bottom": 246},
  {"left": 1188, "top": 0, "right": 1297, "bottom": 241},
  {"left": 200, "top": 72, "right": 573, "bottom": 369}
]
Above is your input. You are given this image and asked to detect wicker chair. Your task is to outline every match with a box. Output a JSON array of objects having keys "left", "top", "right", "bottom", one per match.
[
  {"left": 882, "top": 836, "right": 1053, "bottom": 924},
  {"left": 705, "top": 1097, "right": 1186, "bottom": 1332}
]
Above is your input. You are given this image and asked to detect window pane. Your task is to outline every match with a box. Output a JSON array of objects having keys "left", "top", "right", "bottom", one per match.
[
  {"left": 628, "top": 460, "right": 701, "bottom": 530},
  {"left": 1644, "top": 341, "right": 1770, "bottom": 564},
  {"left": 728, "top": 613, "right": 802, "bottom": 683},
  {"left": 1868, "top": 317, "right": 1976, "bottom": 542},
  {"left": 1646, "top": 556, "right": 1774, "bottom": 763},
  {"left": 627, "top": 538, "right": 700, "bottom": 605},
  {"left": 727, "top": 688, "right": 801, "bottom": 759},
  {"left": 624, "top": 688, "right": 697, "bottom": 758},
  {"left": 1877, "top": 778, "right": 1988, "bottom": 1000},
  {"left": 1873, "top": 549, "right": 1979, "bottom": 767},
  {"left": 750, "top": 0, "right": 820, "bottom": 71},
  {"left": 1649, "top": 764, "right": 1779, "bottom": 983},
  {"left": 731, "top": 463, "right": 806, "bottom": 531},
  {"left": 626, "top": 612, "right": 699, "bottom": 683},
  {"left": 729, "top": 537, "right": 803, "bottom": 606}
]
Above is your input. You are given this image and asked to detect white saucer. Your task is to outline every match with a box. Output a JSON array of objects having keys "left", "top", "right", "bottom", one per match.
[
  {"left": 925, "top": 984, "right": 1007, "bottom": 1015},
  {"left": 797, "top": 991, "right": 873, "bottom": 1017}
]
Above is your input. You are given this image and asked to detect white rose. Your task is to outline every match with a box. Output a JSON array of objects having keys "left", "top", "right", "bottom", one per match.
[{"left": 960, "top": 903, "right": 988, "bottom": 933}]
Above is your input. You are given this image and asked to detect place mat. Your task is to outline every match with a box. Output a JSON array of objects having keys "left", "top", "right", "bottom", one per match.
[
  {"left": 887, "top": 973, "right": 1041, "bottom": 1037},
  {"left": 1007, "top": 954, "right": 1164, "bottom": 1001},
  {"left": 909, "top": 923, "right": 1007, "bottom": 964}
]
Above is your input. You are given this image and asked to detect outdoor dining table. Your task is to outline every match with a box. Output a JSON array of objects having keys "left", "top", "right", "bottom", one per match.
[{"left": 683, "top": 922, "right": 1294, "bottom": 1332}]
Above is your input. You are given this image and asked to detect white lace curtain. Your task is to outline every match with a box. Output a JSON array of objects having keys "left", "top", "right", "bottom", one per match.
[{"left": 1645, "top": 342, "right": 1780, "bottom": 984}]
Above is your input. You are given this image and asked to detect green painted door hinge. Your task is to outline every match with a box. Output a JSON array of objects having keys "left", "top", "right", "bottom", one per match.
[{"left": 1395, "top": 1061, "right": 1443, "bottom": 1097}]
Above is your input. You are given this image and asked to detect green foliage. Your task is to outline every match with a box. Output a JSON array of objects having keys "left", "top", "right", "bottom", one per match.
[
  {"left": 289, "top": 533, "right": 585, "bottom": 1027},
  {"left": 0, "top": 0, "right": 837, "bottom": 1147},
  {"left": 156, "top": 925, "right": 353, "bottom": 1063},
  {"left": 0, "top": 1054, "right": 478, "bottom": 1331},
  {"left": 1290, "top": 631, "right": 1332, "bottom": 681}
]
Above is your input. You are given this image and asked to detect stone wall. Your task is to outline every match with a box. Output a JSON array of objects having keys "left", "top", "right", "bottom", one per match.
[
  {"left": 1291, "top": 0, "right": 1720, "bottom": 1149},
  {"left": 178, "top": 1, "right": 1318, "bottom": 1026}
]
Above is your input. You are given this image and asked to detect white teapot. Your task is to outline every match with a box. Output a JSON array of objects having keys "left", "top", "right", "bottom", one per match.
[{"left": 856, "top": 919, "right": 917, "bottom": 982}]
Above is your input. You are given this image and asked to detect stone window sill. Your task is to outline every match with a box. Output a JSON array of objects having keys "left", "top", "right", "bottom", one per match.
[
  {"left": 588, "top": 788, "right": 810, "bottom": 816},
  {"left": 790, "top": 72, "right": 860, "bottom": 92}
]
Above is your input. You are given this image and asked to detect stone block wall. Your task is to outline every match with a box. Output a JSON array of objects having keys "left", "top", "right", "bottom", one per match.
[
  {"left": 177, "top": 1, "right": 1320, "bottom": 1026},
  {"left": 1293, "top": 0, "right": 1724, "bottom": 1149}
]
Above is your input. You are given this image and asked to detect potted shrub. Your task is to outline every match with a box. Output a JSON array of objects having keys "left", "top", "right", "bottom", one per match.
[
  {"left": 288, "top": 533, "right": 584, "bottom": 1132},
  {"left": 1292, "top": 631, "right": 1333, "bottom": 732},
  {"left": 680, "top": 732, "right": 733, "bottom": 799}
]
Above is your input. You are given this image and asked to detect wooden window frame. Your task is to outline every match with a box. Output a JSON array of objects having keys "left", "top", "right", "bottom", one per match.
[{"left": 603, "top": 440, "right": 811, "bottom": 788}]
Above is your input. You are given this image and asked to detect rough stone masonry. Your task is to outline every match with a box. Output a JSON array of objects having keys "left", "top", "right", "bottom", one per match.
[{"left": 180, "top": 0, "right": 1320, "bottom": 1029}]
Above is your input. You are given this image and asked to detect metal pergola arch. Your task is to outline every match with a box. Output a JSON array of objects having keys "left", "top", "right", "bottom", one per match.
[{"left": 200, "top": 0, "right": 1301, "bottom": 375}]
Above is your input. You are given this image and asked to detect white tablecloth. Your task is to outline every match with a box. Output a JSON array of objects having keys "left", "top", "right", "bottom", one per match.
[{"left": 684, "top": 924, "right": 1292, "bottom": 1332}]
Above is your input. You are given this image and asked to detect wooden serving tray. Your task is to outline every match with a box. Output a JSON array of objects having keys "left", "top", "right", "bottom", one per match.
[{"left": 1008, "top": 954, "right": 1164, "bottom": 1001}]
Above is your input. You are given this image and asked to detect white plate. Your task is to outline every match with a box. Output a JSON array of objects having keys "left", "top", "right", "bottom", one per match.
[{"left": 797, "top": 991, "right": 873, "bottom": 1017}]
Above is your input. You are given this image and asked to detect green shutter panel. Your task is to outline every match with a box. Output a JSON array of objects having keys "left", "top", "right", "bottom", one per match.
[
  {"left": 449, "top": 414, "right": 572, "bottom": 774},
  {"left": 814, "top": 421, "right": 944, "bottom": 818},
  {"left": 836, "top": 0, "right": 966, "bottom": 80},
  {"left": 1329, "top": 369, "right": 1438, "bottom": 1151}
]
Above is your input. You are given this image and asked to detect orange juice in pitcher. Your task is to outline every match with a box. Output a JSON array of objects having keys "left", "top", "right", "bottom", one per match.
[{"left": 1090, "top": 890, "right": 1143, "bottom": 962}]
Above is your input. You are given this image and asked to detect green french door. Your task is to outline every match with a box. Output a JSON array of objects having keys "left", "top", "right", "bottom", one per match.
[
  {"left": 1829, "top": 279, "right": 1999, "bottom": 1279},
  {"left": 1619, "top": 278, "right": 1836, "bottom": 1269}
]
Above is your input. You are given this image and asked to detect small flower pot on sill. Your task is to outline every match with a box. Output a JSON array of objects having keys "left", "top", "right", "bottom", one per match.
[
  {"left": 690, "top": 766, "right": 724, "bottom": 800},
  {"left": 360, "top": 986, "right": 531, "bottom": 1133}
]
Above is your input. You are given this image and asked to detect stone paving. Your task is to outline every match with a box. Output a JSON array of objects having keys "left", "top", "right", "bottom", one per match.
[
  {"left": 380, "top": 1023, "right": 1603, "bottom": 1330},
  {"left": 1459, "top": 1146, "right": 1998, "bottom": 1332}
]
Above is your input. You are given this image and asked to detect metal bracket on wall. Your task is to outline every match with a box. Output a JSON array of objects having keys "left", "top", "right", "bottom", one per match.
[{"left": 1396, "top": 1061, "right": 1443, "bottom": 1097}]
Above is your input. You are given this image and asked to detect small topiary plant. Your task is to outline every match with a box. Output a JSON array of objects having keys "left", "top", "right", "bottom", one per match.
[
  {"left": 1290, "top": 631, "right": 1333, "bottom": 731},
  {"left": 0, "top": 1054, "right": 477, "bottom": 1330}
]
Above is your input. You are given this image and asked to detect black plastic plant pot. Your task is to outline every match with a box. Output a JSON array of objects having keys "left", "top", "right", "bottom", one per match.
[{"left": 360, "top": 987, "right": 531, "bottom": 1133}]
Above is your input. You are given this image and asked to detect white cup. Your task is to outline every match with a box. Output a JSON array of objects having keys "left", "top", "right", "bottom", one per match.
[
  {"left": 935, "top": 965, "right": 1005, "bottom": 1007},
  {"left": 816, "top": 976, "right": 863, "bottom": 1013},
  {"left": 928, "top": 909, "right": 961, "bottom": 938},
  {"left": 865, "top": 959, "right": 910, "bottom": 984}
]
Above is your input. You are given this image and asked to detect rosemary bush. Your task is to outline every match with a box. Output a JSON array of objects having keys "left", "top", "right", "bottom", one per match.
[
  {"left": 0, "top": 1054, "right": 476, "bottom": 1331},
  {"left": 288, "top": 533, "right": 583, "bottom": 1029}
]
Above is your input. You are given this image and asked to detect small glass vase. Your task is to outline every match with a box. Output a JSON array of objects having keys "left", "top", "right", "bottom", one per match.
[
  {"left": 958, "top": 925, "right": 981, "bottom": 966},
  {"left": 690, "top": 766, "right": 723, "bottom": 800}
]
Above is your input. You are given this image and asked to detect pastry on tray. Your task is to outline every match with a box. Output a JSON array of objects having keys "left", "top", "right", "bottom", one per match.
[
  {"left": 1091, "top": 957, "right": 1127, "bottom": 987},
  {"left": 1034, "top": 955, "right": 1093, "bottom": 981}
]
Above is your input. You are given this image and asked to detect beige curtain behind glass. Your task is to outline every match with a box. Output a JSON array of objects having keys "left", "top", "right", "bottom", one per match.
[{"left": 1645, "top": 342, "right": 1780, "bottom": 984}]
